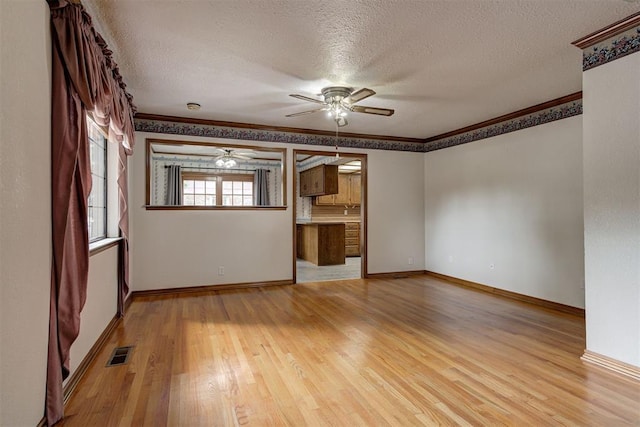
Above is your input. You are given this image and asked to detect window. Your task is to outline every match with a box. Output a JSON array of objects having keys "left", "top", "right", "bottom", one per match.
[
  {"left": 183, "top": 174, "right": 217, "bottom": 206},
  {"left": 182, "top": 173, "right": 253, "bottom": 206},
  {"left": 87, "top": 117, "right": 107, "bottom": 242},
  {"left": 222, "top": 176, "right": 253, "bottom": 206}
]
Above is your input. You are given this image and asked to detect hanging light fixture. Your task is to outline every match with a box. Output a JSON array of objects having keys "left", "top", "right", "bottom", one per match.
[{"left": 215, "top": 156, "right": 237, "bottom": 168}]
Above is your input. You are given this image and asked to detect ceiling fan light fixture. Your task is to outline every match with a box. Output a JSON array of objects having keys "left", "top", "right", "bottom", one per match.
[
  {"left": 216, "top": 157, "right": 237, "bottom": 168},
  {"left": 287, "top": 85, "right": 394, "bottom": 126}
]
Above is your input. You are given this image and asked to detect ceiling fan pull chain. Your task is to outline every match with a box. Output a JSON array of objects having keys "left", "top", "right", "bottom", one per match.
[{"left": 335, "top": 119, "right": 340, "bottom": 159}]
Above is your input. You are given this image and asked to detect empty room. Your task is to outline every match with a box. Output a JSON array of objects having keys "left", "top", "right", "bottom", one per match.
[{"left": 1, "top": 1, "right": 639, "bottom": 426}]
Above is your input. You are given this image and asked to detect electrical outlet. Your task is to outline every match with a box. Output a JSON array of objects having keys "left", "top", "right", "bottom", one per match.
[
  {"left": 448, "top": 255, "right": 453, "bottom": 263},
  {"left": 408, "top": 257, "right": 414, "bottom": 265},
  {"left": 218, "top": 266, "right": 225, "bottom": 276}
]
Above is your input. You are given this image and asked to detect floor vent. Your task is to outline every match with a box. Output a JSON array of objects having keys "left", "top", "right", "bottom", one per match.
[{"left": 106, "top": 346, "right": 133, "bottom": 367}]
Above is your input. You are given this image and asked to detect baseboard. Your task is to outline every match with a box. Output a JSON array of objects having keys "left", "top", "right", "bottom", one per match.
[
  {"left": 366, "top": 270, "right": 426, "bottom": 280},
  {"left": 425, "top": 271, "right": 585, "bottom": 317},
  {"left": 123, "top": 292, "right": 133, "bottom": 313},
  {"left": 582, "top": 350, "right": 640, "bottom": 381},
  {"left": 131, "top": 279, "right": 293, "bottom": 298},
  {"left": 63, "top": 314, "right": 122, "bottom": 404}
]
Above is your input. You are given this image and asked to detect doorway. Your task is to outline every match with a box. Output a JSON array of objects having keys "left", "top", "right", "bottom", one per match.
[{"left": 293, "top": 149, "right": 367, "bottom": 283}]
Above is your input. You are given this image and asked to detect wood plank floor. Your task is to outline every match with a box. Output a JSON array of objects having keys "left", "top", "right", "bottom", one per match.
[{"left": 61, "top": 276, "right": 640, "bottom": 426}]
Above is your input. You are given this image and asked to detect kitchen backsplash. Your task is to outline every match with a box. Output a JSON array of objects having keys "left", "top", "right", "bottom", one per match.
[{"left": 311, "top": 204, "right": 361, "bottom": 222}]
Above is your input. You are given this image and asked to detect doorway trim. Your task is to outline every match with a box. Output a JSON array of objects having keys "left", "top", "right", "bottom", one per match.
[{"left": 292, "top": 149, "right": 368, "bottom": 284}]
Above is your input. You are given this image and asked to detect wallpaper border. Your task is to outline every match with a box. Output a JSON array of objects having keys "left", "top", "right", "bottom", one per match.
[
  {"left": 423, "top": 99, "right": 583, "bottom": 152},
  {"left": 135, "top": 118, "right": 425, "bottom": 153},
  {"left": 582, "top": 26, "right": 640, "bottom": 71}
]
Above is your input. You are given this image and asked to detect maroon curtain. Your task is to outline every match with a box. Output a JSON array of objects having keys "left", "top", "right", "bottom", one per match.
[{"left": 46, "top": 1, "right": 135, "bottom": 425}]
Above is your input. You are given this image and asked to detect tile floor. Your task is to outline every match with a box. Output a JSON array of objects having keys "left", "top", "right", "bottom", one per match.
[{"left": 296, "top": 256, "right": 361, "bottom": 283}]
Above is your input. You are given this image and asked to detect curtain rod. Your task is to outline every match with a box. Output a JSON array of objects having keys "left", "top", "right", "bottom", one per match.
[{"left": 164, "top": 165, "right": 269, "bottom": 172}]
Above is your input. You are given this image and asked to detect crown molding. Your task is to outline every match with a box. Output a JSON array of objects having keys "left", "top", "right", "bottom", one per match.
[
  {"left": 423, "top": 92, "right": 582, "bottom": 152},
  {"left": 573, "top": 12, "right": 640, "bottom": 71},
  {"left": 134, "top": 113, "right": 423, "bottom": 144},
  {"left": 572, "top": 11, "right": 640, "bottom": 49}
]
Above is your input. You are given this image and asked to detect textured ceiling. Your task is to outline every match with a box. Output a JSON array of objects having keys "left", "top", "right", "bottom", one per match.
[{"left": 84, "top": 0, "right": 640, "bottom": 139}]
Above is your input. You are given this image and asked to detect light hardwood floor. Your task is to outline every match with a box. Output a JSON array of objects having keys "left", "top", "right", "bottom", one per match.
[{"left": 61, "top": 276, "right": 640, "bottom": 426}]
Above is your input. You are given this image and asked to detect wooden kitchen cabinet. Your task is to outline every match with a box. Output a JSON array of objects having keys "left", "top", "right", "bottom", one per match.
[
  {"left": 334, "top": 174, "right": 351, "bottom": 205},
  {"left": 349, "top": 174, "right": 361, "bottom": 205},
  {"left": 315, "top": 193, "right": 334, "bottom": 205},
  {"left": 297, "top": 223, "right": 345, "bottom": 265},
  {"left": 315, "top": 173, "right": 361, "bottom": 206},
  {"left": 345, "top": 222, "right": 360, "bottom": 257},
  {"left": 300, "top": 165, "right": 339, "bottom": 197}
]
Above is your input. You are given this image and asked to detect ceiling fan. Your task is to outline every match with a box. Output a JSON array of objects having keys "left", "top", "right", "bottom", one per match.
[
  {"left": 213, "top": 148, "right": 254, "bottom": 168},
  {"left": 286, "top": 86, "right": 395, "bottom": 127}
]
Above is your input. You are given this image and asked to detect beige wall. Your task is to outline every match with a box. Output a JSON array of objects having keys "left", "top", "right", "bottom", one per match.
[
  {"left": 368, "top": 149, "right": 425, "bottom": 273},
  {"left": 425, "top": 116, "right": 585, "bottom": 308},
  {"left": 130, "top": 133, "right": 426, "bottom": 290},
  {"left": 0, "top": 1, "right": 51, "bottom": 425},
  {"left": 583, "top": 52, "right": 640, "bottom": 367}
]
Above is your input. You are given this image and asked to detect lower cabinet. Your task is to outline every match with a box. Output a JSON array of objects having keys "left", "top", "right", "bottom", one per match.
[
  {"left": 297, "top": 223, "right": 346, "bottom": 266},
  {"left": 345, "top": 222, "right": 360, "bottom": 257}
]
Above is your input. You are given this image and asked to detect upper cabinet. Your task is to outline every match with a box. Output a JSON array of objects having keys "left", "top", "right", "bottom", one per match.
[
  {"left": 300, "top": 164, "right": 339, "bottom": 197},
  {"left": 316, "top": 173, "right": 361, "bottom": 206},
  {"left": 349, "top": 174, "right": 361, "bottom": 205}
]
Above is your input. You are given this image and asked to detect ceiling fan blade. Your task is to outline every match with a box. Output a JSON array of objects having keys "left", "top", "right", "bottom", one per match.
[
  {"left": 350, "top": 105, "right": 395, "bottom": 116},
  {"left": 233, "top": 154, "right": 252, "bottom": 160},
  {"left": 286, "top": 108, "right": 325, "bottom": 117},
  {"left": 336, "top": 116, "right": 348, "bottom": 127},
  {"left": 289, "top": 94, "right": 325, "bottom": 105},
  {"left": 347, "top": 88, "right": 375, "bottom": 104}
]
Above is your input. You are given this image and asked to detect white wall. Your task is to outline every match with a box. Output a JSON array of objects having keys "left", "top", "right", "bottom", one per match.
[
  {"left": 0, "top": 1, "right": 51, "bottom": 425},
  {"left": 425, "top": 116, "right": 585, "bottom": 308},
  {"left": 583, "top": 52, "right": 640, "bottom": 367},
  {"left": 131, "top": 132, "right": 426, "bottom": 290},
  {"left": 67, "top": 247, "right": 119, "bottom": 378}
]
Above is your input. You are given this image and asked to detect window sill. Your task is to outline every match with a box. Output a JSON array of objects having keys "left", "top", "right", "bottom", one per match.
[
  {"left": 143, "top": 205, "right": 287, "bottom": 211},
  {"left": 89, "top": 237, "right": 122, "bottom": 256}
]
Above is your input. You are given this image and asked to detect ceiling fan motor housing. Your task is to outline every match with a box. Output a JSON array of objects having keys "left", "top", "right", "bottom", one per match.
[{"left": 321, "top": 86, "right": 353, "bottom": 104}]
